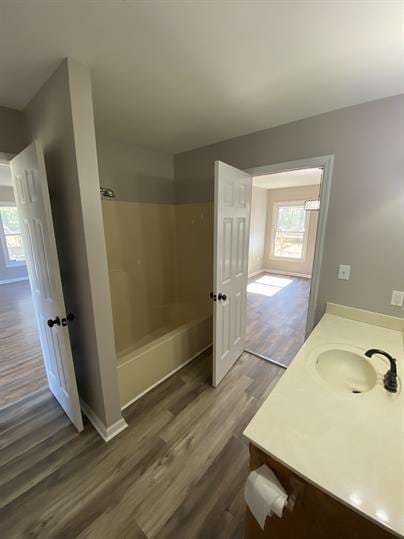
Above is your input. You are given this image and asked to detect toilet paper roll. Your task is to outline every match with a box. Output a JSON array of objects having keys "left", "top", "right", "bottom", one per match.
[{"left": 244, "top": 464, "right": 288, "bottom": 530}]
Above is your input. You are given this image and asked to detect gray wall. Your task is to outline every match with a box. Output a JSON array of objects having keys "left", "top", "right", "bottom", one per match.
[
  {"left": 24, "top": 59, "right": 123, "bottom": 428},
  {"left": 0, "top": 185, "right": 28, "bottom": 283},
  {"left": 96, "top": 134, "right": 175, "bottom": 204},
  {"left": 0, "top": 106, "right": 28, "bottom": 154},
  {"left": 174, "top": 95, "right": 404, "bottom": 320}
]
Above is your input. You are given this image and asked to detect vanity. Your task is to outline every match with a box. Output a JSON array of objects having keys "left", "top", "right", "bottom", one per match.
[{"left": 244, "top": 303, "right": 403, "bottom": 538}]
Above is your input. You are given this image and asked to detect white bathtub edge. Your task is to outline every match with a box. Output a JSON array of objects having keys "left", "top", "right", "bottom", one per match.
[
  {"left": 117, "top": 315, "right": 210, "bottom": 367},
  {"left": 120, "top": 343, "right": 212, "bottom": 411}
]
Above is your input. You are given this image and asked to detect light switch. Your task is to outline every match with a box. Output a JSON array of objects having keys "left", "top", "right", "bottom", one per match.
[
  {"left": 338, "top": 264, "right": 350, "bottom": 280},
  {"left": 391, "top": 290, "right": 404, "bottom": 307}
]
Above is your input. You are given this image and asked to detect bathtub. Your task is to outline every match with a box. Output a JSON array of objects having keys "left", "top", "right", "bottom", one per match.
[{"left": 117, "top": 303, "right": 212, "bottom": 409}]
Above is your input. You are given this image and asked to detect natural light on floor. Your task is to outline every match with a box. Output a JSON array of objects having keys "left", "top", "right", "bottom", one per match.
[{"left": 247, "top": 275, "right": 293, "bottom": 297}]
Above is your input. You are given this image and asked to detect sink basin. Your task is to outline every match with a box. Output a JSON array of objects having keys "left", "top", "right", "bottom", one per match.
[{"left": 316, "top": 349, "right": 377, "bottom": 394}]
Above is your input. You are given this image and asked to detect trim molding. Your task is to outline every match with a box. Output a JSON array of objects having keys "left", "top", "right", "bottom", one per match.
[
  {"left": 0, "top": 276, "right": 29, "bottom": 285},
  {"left": 121, "top": 344, "right": 212, "bottom": 411},
  {"left": 244, "top": 348, "right": 288, "bottom": 369},
  {"left": 264, "top": 268, "right": 312, "bottom": 279},
  {"left": 248, "top": 269, "right": 265, "bottom": 278},
  {"left": 80, "top": 399, "right": 128, "bottom": 442}
]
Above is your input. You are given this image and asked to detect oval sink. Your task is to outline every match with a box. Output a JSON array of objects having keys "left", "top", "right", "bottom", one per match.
[{"left": 316, "top": 349, "right": 377, "bottom": 394}]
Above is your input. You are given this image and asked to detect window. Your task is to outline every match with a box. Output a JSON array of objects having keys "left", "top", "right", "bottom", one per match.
[
  {"left": 0, "top": 206, "right": 26, "bottom": 266},
  {"left": 270, "top": 201, "right": 309, "bottom": 260}
]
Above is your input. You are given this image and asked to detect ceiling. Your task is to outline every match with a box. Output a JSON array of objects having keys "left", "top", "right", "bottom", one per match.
[
  {"left": 0, "top": 164, "right": 12, "bottom": 187},
  {"left": 253, "top": 168, "right": 322, "bottom": 190},
  {"left": 0, "top": 1, "right": 402, "bottom": 154}
]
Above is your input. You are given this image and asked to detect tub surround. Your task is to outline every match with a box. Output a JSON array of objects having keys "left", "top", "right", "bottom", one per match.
[
  {"left": 102, "top": 199, "right": 213, "bottom": 407},
  {"left": 244, "top": 303, "right": 404, "bottom": 537}
]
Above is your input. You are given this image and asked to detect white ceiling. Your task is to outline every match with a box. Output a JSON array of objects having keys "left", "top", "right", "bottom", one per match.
[
  {"left": 0, "top": 164, "right": 12, "bottom": 187},
  {"left": 253, "top": 168, "right": 322, "bottom": 190},
  {"left": 0, "top": 1, "right": 402, "bottom": 154}
]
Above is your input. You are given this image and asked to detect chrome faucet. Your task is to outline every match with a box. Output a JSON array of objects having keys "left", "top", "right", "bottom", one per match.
[{"left": 364, "top": 349, "right": 398, "bottom": 393}]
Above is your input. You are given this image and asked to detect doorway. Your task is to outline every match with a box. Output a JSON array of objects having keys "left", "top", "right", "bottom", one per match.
[
  {"left": 211, "top": 157, "right": 333, "bottom": 384},
  {"left": 245, "top": 168, "right": 323, "bottom": 367},
  {"left": 0, "top": 168, "right": 47, "bottom": 407},
  {"left": 0, "top": 145, "right": 83, "bottom": 431}
]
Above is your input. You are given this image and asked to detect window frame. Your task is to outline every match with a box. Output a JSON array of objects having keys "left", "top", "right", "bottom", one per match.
[
  {"left": 0, "top": 202, "right": 26, "bottom": 268},
  {"left": 269, "top": 200, "right": 310, "bottom": 262}
]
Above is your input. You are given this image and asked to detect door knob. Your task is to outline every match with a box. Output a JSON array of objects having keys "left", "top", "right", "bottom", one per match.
[
  {"left": 47, "top": 316, "right": 61, "bottom": 328},
  {"left": 218, "top": 293, "right": 227, "bottom": 301},
  {"left": 62, "top": 313, "right": 75, "bottom": 326}
]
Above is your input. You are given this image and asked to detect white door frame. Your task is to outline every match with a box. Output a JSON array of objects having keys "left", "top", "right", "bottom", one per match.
[{"left": 245, "top": 155, "right": 334, "bottom": 337}]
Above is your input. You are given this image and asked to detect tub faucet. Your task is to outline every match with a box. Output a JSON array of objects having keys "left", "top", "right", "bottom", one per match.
[{"left": 364, "top": 349, "right": 398, "bottom": 393}]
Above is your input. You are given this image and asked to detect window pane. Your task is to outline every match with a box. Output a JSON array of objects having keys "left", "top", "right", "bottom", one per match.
[
  {"left": 276, "top": 206, "right": 305, "bottom": 232},
  {"left": 0, "top": 207, "right": 21, "bottom": 234},
  {"left": 274, "top": 231, "right": 304, "bottom": 259},
  {"left": 5, "top": 234, "right": 25, "bottom": 262}
]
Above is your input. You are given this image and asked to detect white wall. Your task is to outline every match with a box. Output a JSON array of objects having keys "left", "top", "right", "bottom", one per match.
[{"left": 248, "top": 186, "right": 268, "bottom": 275}]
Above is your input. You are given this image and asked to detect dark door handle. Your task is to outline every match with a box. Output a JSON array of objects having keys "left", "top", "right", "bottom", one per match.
[
  {"left": 218, "top": 293, "right": 227, "bottom": 301},
  {"left": 47, "top": 316, "right": 61, "bottom": 328},
  {"left": 62, "top": 313, "right": 75, "bottom": 327},
  {"left": 210, "top": 292, "right": 217, "bottom": 301}
]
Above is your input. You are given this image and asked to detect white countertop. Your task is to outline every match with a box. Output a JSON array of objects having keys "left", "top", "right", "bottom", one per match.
[{"left": 244, "top": 304, "right": 404, "bottom": 537}]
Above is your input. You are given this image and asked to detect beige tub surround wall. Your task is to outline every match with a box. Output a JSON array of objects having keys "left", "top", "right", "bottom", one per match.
[
  {"left": 174, "top": 95, "right": 404, "bottom": 321},
  {"left": 174, "top": 202, "right": 214, "bottom": 318},
  {"left": 24, "top": 58, "right": 125, "bottom": 433},
  {"left": 264, "top": 184, "right": 320, "bottom": 277},
  {"left": 96, "top": 134, "right": 175, "bottom": 204},
  {"left": 248, "top": 186, "right": 268, "bottom": 276},
  {"left": 102, "top": 200, "right": 177, "bottom": 355},
  {"left": 102, "top": 199, "right": 213, "bottom": 407},
  {"left": 0, "top": 106, "right": 28, "bottom": 154}
]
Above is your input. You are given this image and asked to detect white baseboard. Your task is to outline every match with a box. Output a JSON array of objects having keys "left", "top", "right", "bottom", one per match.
[
  {"left": 248, "top": 269, "right": 265, "bottom": 278},
  {"left": 80, "top": 399, "right": 128, "bottom": 443},
  {"left": 0, "top": 276, "right": 29, "bottom": 285},
  {"left": 121, "top": 343, "right": 212, "bottom": 411},
  {"left": 263, "top": 268, "right": 312, "bottom": 279}
]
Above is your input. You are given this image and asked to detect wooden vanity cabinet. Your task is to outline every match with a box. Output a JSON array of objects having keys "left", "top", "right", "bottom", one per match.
[{"left": 246, "top": 444, "right": 395, "bottom": 539}]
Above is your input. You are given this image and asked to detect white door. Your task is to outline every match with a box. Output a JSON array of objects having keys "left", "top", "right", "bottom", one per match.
[
  {"left": 10, "top": 142, "right": 83, "bottom": 431},
  {"left": 212, "top": 161, "right": 252, "bottom": 386}
]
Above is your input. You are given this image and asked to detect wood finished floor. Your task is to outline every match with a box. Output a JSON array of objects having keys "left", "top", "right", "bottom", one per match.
[
  {"left": 0, "top": 349, "right": 283, "bottom": 539},
  {"left": 245, "top": 272, "right": 311, "bottom": 367},
  {"left": 0, "top": 280, "right": 47, "bottom": 409}
]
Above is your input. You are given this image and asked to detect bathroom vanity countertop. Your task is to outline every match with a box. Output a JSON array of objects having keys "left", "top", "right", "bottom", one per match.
[{"left": 244, "top": 303, "right": 404, "bottom": 537}]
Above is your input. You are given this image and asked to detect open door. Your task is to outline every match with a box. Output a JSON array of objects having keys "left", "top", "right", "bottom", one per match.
[
  {"left": 10, "top": 142, "right": 83, "bottom": 432},
  {"left": 212, "top": 161, "right": 252, "bottom": 386}
]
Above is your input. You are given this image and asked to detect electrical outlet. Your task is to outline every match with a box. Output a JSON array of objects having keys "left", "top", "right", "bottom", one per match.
[
  {"left": 391, "top": 290, "right": 404, "bottom": 307},
  {"left": 338, "top": 264, "right": 350, "bottom": 280}
]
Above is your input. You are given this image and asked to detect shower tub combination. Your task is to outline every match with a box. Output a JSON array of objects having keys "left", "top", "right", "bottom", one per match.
[{"left": 116, "top": 302, "right": 212, "bottom": 409}]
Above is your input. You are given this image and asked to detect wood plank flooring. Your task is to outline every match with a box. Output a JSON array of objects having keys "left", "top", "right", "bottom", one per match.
[
  {"left": 0, "top": 281, "right": 47, "bottom": 409},
  {"left": 245, "top": 272, "right": 311, "bottom": 367},
  {"left": 0, "top": 349, "right": 283, "bottom": 539}
]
